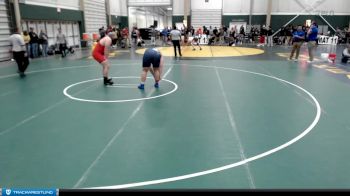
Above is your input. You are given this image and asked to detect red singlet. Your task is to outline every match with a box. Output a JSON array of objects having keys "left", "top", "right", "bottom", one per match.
[{"left": 92, "top": 41, "right": 107, "bottom": 63}]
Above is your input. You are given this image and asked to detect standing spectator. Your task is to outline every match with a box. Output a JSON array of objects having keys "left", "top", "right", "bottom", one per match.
[
  {"left": 213, "top": 27, "right": 219, "bottom": 44},
  {"left": 22, "top": 30, "right": 30, "bottom": 57},
  {"left": 285, "top": 25, "right": 293, "bottom": 46},
  {"left": 219, "top": 27, "right": 225, "bottom": 45},
  {"left": 131, "top": 27, "right": 140, "bottom": 47},
  {"left": 111, "top": 27, "right": 118, "bottom": 48},
  {"left": 223, "top": 25, "right": 228, "bottom": 34},
  {"left": 161, "top": 27, "right": 168, "bottom": 46},
  {"left": 307, "top": 21, "right": 319, "bottom": 63},
  {"left": 267, "top": 26, "right": 274, "bottom": 47},
  {"left": 239, "top": 25, "right": 245, "bottom": 45},
  {"left": 29, "top": 27, "right": 39, "bottom": 58},
  {"left": 289, "top": 26, "right": 305, "bottom": 61},
  {"left": 196, "top": 27, "right": 203, "bottom": 44},
  {"left": 170, "top": 26, "right": 182, "bottom": 57},
  {"left": 150, "top": 26, "right": 157, "bottom": 46},
  {"left": 346, "top": 28, "right": 350, "bottom": 44},
  {"left": 116, "top": 28, "right": 122, "bottom": 47},
  {"left": 229, "top": 27, "right": 236, "bottom": 46},
  {"left": 9, "top": 28, "right": 29, "bottom": 77},
  {"left": 180, "top": 27, "right": 185, "bottom": 40},
  {"left": 279, "top": 27, "right": 286, "bottom": 45},
  {"left": 122, "top": 27, "right": 131, "bottom": 48},
  {"left": 39, "top": 30, "right": 48, "bottom": 57},
  {"left": 251, "top": 27, "right": 258, "bottom": 43},
  {"left": 334, "top": 27, "right": 342, "bottom": 44},
  {"left": 205, "top": 26, "right": 210, "bottom": 44},
  {"left": 258, "top": 25, "right": 267, "bottom": 47},
  {"left": 167, "top": 28, "right": 171, "bottom": 42},
  {"left": 201, "top": 26, "right": 208, "bottom": 44},
  {"left": 190, "top": 26, "right": 195, "bottom": 37},
  {"left": 302, "top": 25, "right": 307, "bottom": 40},
  {"left": 56, "top": 28, "right": 67, "bottom": 58},
  {"left": 208, "top": 26, "right": 213, "bottom": 41},
  {"left": 253, "top": 27, "right": 258, "bottom": 44}
]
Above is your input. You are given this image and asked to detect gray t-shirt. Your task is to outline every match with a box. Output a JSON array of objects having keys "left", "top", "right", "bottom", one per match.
[
  {"left": 170, "top": 29, "right": 181, "bottom": 41},
  {"left": 56, "top": 33, "right": 66, "bottom": 44},
  {"left": 151, "top": 29, "right": 157, "bottom": 37}
]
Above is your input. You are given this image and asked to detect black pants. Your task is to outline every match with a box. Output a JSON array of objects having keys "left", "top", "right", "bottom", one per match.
[
  {"left": 13, "top": 51, "right": 29, "bottom": 73},
  {"left": 59, "top": 44, "right": 67, "bottom": 57},
  {"left": 172, "top": 40, "right": 182, "bottom": 57},
  {"left": 342, "top": 55, "right": 349, "bottom": 63}
]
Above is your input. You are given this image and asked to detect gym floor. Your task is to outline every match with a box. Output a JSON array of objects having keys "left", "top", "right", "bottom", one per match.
[{"left": 1, "top": 44, "right": 350, "bottom": 189}]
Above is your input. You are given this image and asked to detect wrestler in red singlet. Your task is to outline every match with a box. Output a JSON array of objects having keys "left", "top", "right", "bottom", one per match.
[
  {"left": 92, "top": 32, "right": 116, "bottom": 85},
  {"left": 92, "top": 38, "right": 108, "bottom": 63}
]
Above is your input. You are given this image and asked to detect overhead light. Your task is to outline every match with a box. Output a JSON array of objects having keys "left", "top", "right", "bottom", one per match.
[{"left": 167, "top": 7, "right": 172, "bottom": 10}]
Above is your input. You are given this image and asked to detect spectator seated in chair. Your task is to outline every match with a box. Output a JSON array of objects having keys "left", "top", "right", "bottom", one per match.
[
  {"left": 208, "top": 36, "right": 216, "bottom": 45},
  {"left": 47, "top": 44, "right": 74, "bottom": 56},
  {"left": 341, "top": 44, "right": 350, "bottom": 64}
]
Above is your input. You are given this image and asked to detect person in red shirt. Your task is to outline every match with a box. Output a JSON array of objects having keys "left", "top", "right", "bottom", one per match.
[
  {"left": 196, "top": 28, "right": 203, "bottom": 35},
  {"left": 92, "top": 32, "right": 117, "bottom": 85},
  {"left": 196, "top": 28, "right": 203, "bottom": 44},
  {"left": 121, "top": 27, "right": 131, "bottom": 48}
]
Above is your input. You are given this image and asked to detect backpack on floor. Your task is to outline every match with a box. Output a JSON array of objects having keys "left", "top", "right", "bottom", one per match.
[{"left": 68, "top": 47, "right": 75, "bottom": 54}]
